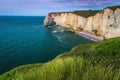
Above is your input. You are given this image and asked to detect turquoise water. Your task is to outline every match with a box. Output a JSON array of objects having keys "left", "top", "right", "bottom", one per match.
[{"left": 0, "top": 16, "right": 93, "bottom": 74}]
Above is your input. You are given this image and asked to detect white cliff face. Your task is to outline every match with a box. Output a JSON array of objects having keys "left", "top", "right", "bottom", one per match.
[
  {"left": 102, "top": 8, "right": 120, "bottom": 38},
  {"left": 44, "top": 8, "right": 120, "bottom": 39}
]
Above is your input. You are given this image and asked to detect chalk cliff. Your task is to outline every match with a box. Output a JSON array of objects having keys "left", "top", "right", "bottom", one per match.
[{"left": 44, "top": 6, "right": 120, "bottom": 39}]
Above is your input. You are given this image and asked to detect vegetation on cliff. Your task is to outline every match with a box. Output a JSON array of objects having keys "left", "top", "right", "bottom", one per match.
[
  {"left": 74, "top": 5, "right": 120, "bottom": 18},
  {"left": 74, "top": 10, "right": 100, "bottom": 18},
  {"left": 47, "top": 6, "right": 120, "bottom": 19},
  {"left": 0, "top": 37, "right": 120, "bottom": 80},
  {"left": 106, "top": 5, "right": 120, "bottom": 11}
]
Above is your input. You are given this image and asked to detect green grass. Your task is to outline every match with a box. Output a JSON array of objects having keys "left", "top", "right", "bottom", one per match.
[
  {"left": 106, "top": 5, "right": 120, "bottom": 11},
  {"left": 0, "top": 38, "right": 120, "bottom": 80},
  {"left": 73, "top": 5, "right": 120, "bottom": 18},
  {"left": 73, "top": 10, "right": 101, "bottom": 18}
]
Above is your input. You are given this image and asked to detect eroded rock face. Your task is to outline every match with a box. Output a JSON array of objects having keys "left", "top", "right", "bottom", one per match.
[{"left": 44, "top": 8, "right": 120, "bottom": 39}]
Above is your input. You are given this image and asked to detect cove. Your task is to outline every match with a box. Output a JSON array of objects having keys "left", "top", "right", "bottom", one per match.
[{"left": 0, "top": 16, "right": 93, "bottom": 74}]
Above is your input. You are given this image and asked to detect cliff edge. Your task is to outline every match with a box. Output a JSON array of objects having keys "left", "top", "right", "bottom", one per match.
[{"left": 44, "top": 6, "right": 120, "bottom": 39}]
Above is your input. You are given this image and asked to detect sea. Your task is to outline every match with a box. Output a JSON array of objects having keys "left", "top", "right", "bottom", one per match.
[{"left": 0, "top": 16, "right": 93, "bottom": 74}]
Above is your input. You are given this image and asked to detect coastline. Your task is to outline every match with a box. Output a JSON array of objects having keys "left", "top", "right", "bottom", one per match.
[{"left": 76, "top": 32, "right": 104, "bottom": 42}]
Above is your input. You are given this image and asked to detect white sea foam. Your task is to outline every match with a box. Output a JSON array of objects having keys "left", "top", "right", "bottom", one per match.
[
  {"left": 56, "top": 35, "right": 62, "bottom": 42},
  {"left": 52, "top": 30, "right": 57, "bottom": 33},
  {"left": 60, "top": 29, "right": 64, "bottom": 32}
]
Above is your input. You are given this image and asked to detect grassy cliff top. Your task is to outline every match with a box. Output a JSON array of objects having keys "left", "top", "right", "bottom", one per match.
[
  {"left": 50, "top": 5, "right": 120, "bottom": 18},
  {"left": 74, "top": 5, "right": 120, "bottom": 18},
  {"left": 0, "top": 37, "right": 120, "bottom": 80},
  {"left": 106, "top": 5, "right": 120, "bottom": 11},
  {"left": 73, "top": 10, "right": 101, "bottom": 18},
  {"left": 50, "top": 12, "right": 73, "bottom": 14}
]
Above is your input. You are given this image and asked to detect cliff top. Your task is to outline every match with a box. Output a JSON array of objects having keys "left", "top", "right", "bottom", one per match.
[
  {"left": 50, "top": 5, "right": 120, "bottom": 18},
  {"left": 73, "top": 10, "right": 100, "bottom": 18},
  {"left": 105, "top": 5, "right": 120, "bottom": 11},
  {"left": 74, "top": 5, "right": 120, "bottom": 18},
  {"left": 50, "top": 12, "right": 73, "bottom": 14}
]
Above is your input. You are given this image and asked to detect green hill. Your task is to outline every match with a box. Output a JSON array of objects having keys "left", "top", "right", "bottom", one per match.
[{"left": 0, "top": 38, "right": 120, "bottom": 80}]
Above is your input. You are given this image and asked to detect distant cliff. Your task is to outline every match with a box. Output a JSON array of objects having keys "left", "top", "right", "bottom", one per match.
[{"left": 44, "top": 6, "right": 120, "bottom": 39}]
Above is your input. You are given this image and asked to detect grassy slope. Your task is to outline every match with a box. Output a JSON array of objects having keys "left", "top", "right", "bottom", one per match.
[
  {"left": 0, "top": 38, "right": 120, "bottom": 80},
  {"left": 74, "top": 10, "right": 101, "bottom": 18}
]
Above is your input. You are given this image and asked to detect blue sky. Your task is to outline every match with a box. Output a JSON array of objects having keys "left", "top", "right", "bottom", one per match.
[{"left": 0, "top": 0, "right": 120, "bottom": 16}]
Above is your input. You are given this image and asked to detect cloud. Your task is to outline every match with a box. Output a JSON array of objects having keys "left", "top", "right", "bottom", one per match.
[
  {"left": 0, "top": 0, "right": 119, "bottom": 15},
  {"left": 53, "top": 0, "right": 120, "bottom": 7},
  {"left": 0, "top": 0, "right": 67, "bottom": 15}
]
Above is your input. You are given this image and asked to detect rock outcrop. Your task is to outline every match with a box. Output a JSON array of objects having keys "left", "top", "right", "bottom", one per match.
[{"left": 44, "top": 6, "right": 120, "bottom": 39}]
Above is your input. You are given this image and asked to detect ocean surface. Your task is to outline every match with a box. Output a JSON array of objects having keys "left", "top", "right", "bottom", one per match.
[{"left": 0, "top": 16, "right": 93, "bottom": 74}]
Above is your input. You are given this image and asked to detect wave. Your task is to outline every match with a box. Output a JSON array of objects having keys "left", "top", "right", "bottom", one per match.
[
  {"left": 56, "top": 35, "right": 62, "bottom": 42},
  {"left": 52, "top": 29, "right": 64, "bottom": 33},
  {"left": 52, "top": 30, "right": 57, "bottom": 33}
]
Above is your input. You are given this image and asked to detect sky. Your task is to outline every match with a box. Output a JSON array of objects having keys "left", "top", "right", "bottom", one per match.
[{"left": 0, "top": 0, "right": 120, "bottom": 16}]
